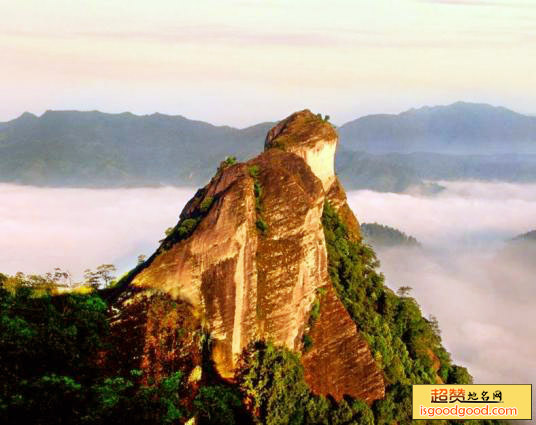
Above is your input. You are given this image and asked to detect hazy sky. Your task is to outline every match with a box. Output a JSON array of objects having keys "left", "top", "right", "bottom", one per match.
[{"left": 2, "top": 0, "right": 536, "bottom": 126}]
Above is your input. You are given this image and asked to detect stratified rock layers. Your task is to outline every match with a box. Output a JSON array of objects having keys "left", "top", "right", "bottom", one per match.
[
  {"left": 302, "top": 285, "right": 385, "bottom": 403},
  {"left": 130, "top": 110, "right": 384, "bottom": 402}
]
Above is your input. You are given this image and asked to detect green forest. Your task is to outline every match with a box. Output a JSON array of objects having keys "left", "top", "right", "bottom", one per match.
[{"left": 360, "top": 223, "right": 420, "bottom": 248}]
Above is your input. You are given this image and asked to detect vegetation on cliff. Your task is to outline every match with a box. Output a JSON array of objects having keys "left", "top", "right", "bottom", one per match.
[
  {"left": 249, "top": 165, "right": 268, "bottom": 235},
  {"left": 0, "top": 277, "right": 247, "bottom": 425},
  {"left": 323, "top": 203, "right": 455, "bottom": 383},
  {"left": 160, "top": 190, "right": 216, "bottom": 250},
  {"left": 237, "top": 341, "right": 373, "bottom": 425},
  {"left": 0, "top": 276, "right": 371, "bottom": 425},
  {"left": 321, "top": 203, "right": 507, "bottom": 425}
]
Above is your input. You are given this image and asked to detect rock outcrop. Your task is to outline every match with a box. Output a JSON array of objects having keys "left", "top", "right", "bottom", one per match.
[
  {"left": 302, "top": 285, "right": 385, "bottom": 403},
  {"left": 124, "top": 110, "right": 384, "bottom": 403},
  {"left": 265, "top": 110, "right": 338, "bottom": 192}
]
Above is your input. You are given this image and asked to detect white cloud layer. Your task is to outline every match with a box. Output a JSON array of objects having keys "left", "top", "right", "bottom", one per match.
[
  {"left": 349, "top": 181, "right": 536, "bottom": 247},
  {"left": 347, "top": 181, "right": 536, "bottom": 418},
  {"left": 0, "top": 184, "right": 196, "bottom": 279}
]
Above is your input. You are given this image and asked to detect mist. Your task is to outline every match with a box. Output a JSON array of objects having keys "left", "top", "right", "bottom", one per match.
[
  {"left": 347, "top": 181, "right": 536, "bottom": 415},
  {"left": 0, "top": 184, "right": 196, "bottom": 279},
  {"left": 349, "top": 181, "right": 536, "bottom": 248},
  {"left": 1, "top": 180, "right": 534, "bottom": 409}
]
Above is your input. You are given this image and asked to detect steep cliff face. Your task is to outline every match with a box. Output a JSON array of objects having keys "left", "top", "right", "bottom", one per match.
[
  {"left": 301, "top": 285, "right": 385, "bottom": 403},
  {"left": 265, "top": 110, "right": 361, "bottom": 240},
  {"left": 104, "top": 290, "right": 203, "bottom": 387},
  {"left": 265, "top": 110, "right": 338, "bottom": 192},
  {"left": 126, "top": 110, "right": 384, "bottom": 403}
]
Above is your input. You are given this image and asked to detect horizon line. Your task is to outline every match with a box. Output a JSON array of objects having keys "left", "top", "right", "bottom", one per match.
[{"left": 3, "top": 100, "right": 532, "bottom": 130}]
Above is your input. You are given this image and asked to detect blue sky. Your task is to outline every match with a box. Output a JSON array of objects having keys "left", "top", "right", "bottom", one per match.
[{"left": 1, "top": 0, "right": 535, "bottom": 126}]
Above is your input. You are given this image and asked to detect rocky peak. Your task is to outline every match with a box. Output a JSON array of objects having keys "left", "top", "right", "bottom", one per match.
[
  {"left": 122, "top": 110, "right": 383, "bottom": 403},
  {"left": 265, "top": 109, "right": 338, "bottom": 192}
]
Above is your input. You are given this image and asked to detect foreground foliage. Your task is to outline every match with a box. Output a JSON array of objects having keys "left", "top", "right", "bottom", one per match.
[
  {"left": 0, "top": 283, "right": 244, "bottom": 425},
  {"left": 237, "top": 341, "right": 374, "bottom": 425}
]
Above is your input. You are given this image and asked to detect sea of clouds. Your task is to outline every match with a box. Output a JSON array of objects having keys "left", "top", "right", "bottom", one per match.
[
  {"left": 0, "top": 184, "right": 196, "bottom": 279},
  {"left": 1, "top": 181, "right": 534, "bottom": 413},
  {"left": 347, "top": 181, "right": 536, "bottom": 418}
]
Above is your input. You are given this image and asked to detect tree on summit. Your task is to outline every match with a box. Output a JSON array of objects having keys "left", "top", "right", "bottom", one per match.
[
  {"left": 397, "top": 286, "right": 412, "bottom": 297},
  {"left": 84, "top": 264, "right": 117, "bottom": 289}
]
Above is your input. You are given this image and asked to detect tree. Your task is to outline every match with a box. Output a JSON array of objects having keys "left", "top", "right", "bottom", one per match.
[
  {"left": 237, "top": 341, "right": 310, "bottom": 425},
  {"left": 428, "top": 314, "right": 441, "bottom": 337},
  {"left": 46, "top": 267, "right": 73, "bottom": 289},
  {"left": 137, "top": 255, "right": 147, "bottom": 265},
  {"left": 194, "top": 385, "right": 242, "bottom": 425},
  {"left": 1, "top": 270, "right": 68, "bottom": 294},
  {"left": 0, "top": 286, "right": 109, "bottom": 425},
  {"left": 397, "top": 286, "right": 413, "bottom": 297},
  {"left": 96, "top": 264, "right": 117, "bottom": 288},
  {"left": 84, "top": 264, "right": 117, "bottom": 289},
  {"left": 217, "top": 156, "right": 237, "bottom": 173},
  {"left": 159, "top": 227, "right": 174, "bottom": 243},
  {"left": 448, "top": 365, "right": 473, "bottom": 384},
  {"left": 84, "top": 269, "right": 101, "bottom": 289}
]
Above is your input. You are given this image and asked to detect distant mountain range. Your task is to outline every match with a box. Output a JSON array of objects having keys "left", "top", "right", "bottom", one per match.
[
  {"left": 339, "top": 101, "right": 536, "bottom": 154},
  {"left": 336, "top": 150, "right": 536, "bottom": 192},
  {"left": 0, "top": 110, "right": 272, "bottom": 187},
  {"left": 512, "top": 230, "right": 536, "bottom": 242},
  {"left": 1, "top": 102, "right": 536, "bottom": 191}
]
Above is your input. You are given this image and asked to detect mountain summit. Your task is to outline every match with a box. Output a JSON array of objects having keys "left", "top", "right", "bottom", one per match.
[
  {"left": 103, "top": 110, "right": 483, "bottom": 423},
  {"left": 118, "top": 110, "right": 383, "bottom": 402}
]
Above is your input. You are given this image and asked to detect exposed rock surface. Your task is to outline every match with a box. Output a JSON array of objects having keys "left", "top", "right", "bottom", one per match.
[
  {"left": 131, "top": 161, "right": 259, "bottom": 378},
  {"left": 265, "top": 110, "right": 338, "bottom": 192},
  {"left": 302, "top": 285, "right": 384, "bottom": 403},
  {"left": 124, "top": 110, "right": 384, "bottom": 402},
  {"left": 104, "top": 289, "right": 203, "bottom": 387}
]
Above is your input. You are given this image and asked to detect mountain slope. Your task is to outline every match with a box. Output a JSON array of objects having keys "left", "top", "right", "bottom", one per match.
[
  {"left": 0, "top": 110, "right": 272, "bottom": 187},
  {"left": 339, "top": 102, "right": 536, "bottom": 154},
  {"left": 105, "top": 110, "right": 486, "bottom": 423},
  {"left": 336, "top": 149, "right": 536, "bottom": 192},
  {"left": 119, "top": 110, "right": 384, "bottom": 402}
]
